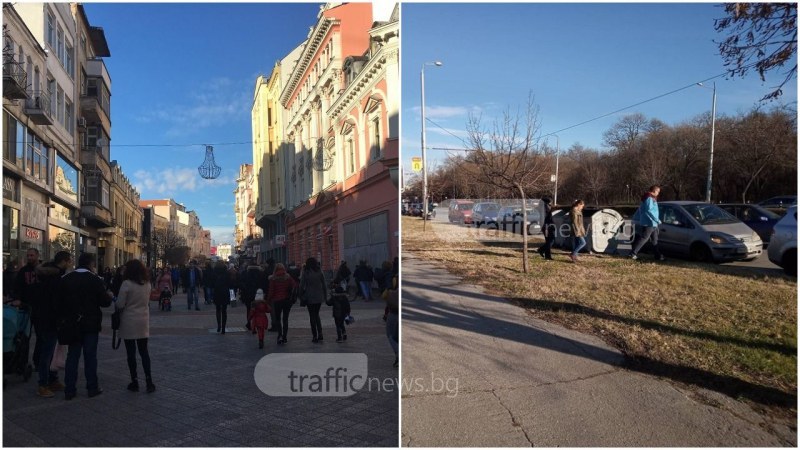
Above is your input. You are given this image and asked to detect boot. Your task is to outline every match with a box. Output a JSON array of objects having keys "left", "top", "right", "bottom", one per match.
[
  {"left": 127, "top": 380, "right": 139, "bottom": 392},
  {"left": 146, "top": 378, "right": 156, "bottom": 393},
  {"left": 258, "top": 339, "right": 264, "bottom": 349}
]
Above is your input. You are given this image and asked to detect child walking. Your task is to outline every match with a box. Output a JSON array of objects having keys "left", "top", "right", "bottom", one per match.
[
  {"left": 327, "top": 284, "right": 351, "bottom": 342},
  {"left": 249, "top": 288, "right": 270, "bottom": 349}
]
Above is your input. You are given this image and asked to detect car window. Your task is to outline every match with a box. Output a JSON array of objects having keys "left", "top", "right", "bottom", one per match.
[
  {"left": 747, "top": 206, "right": 780, "bottom": 220},
  {"left": 683, "top": 204, "right": 738, "bottom": 225}
]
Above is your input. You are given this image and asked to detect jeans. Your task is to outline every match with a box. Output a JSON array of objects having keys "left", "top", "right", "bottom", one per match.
[
  {"left": 215, "top": 304, "right": 228, "bottom": 331},
  {"left": 187, "top": 286, "right": 199, "bottom": 309},
  {"left": 631, "top": 226, "right": 662, "bottom": 258},
  {"left": 124, "top": 338, "right": 152, "bottom": 382},
  {"left": 64, "top": 332, "right": 100, "bottom": 395},
  {"left": 359, "top": 281, "right": 372, "bottom": 301},
  {"left": 307, "top": 303, "right": 323, "bottom": 339},
  {"left": 36, "top": 329, "right": 59, "bottom": 386},
  {"left": 386, "top": 312, "right": 398, "bottom": 355},
  {"left": 572, "top": 236, "right": 586, "bottom": 256},
  {"left": 204, "top": 287, "right": 213, "bottom": 304},
  {"left": 273, "top": 301, "right": 292, "bottom": 339}
]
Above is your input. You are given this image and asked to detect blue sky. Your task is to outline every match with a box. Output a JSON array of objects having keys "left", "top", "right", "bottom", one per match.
[
  {"left": 83, "top": 3, "right": 320, "bottom": 246},
  {"left": 401, "top": 3, "right": 798, "bottom": 187}
]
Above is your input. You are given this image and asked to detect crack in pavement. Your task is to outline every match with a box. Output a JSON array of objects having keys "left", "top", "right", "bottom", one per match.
[{"left": 490, "top": 388, "right": 535, "bottom": 447}]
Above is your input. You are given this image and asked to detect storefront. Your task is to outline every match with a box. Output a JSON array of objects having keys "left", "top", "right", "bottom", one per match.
[
  {"left": 3, "top": 175, "right": 22, "bottom": 266},
  {"left": 19, "top": 190, "right": 48, "bottom": 261}
]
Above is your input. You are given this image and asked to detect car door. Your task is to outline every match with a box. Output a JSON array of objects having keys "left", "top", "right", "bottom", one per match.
[{"left": 658, "top": 205, "right": 694, "bottom": 256}]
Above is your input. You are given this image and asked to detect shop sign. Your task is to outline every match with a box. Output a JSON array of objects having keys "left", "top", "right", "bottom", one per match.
[
  {"left": 275, "top": 235, "right": 286, "bottom": 246},
  {"left": 21, "top": 226, "right": 43, "bottom": 244}
]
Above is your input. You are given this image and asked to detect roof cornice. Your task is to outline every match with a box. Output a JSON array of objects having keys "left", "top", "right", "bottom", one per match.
[{"left": 279, "top": 18, "right": 337, "bottom": 107}]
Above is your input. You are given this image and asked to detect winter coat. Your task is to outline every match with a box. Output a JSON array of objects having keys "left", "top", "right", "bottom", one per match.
[
  {"left": 571, "top": 207, "right": 586, "bottom": 237},
  {"left": 326, "top": 291, "right": 350, "bottom": 319},
  {"left": 633, "top": 193, "right": 661, "bottom": 227},
  {"left": 248, "top": 300, "right": 270, "bottom": 329},
  {"left": 268, "top": 269, "right": 297, "bottom": 304},
  {"left": 182, "top": 266, "right": 203, "bottom": 288},
  {"left": 241, "top": 266, "right": 264, "bottom": 305},
  {"left": 57, "top": 268, "right": 113, "bottom": 334},
  {"left": 542, "top": 204, "right": 554, "bottom": 237},
  {"left": 116, "top": 280, "right": 151, "bottom": 340},
  {"left": 30, "top": 263, "right": 64, "bottom": 331},
  {"left": 354, "top": 265, "right": 374, "bottom": 283},
  {"left": 156, "top": 272, "right": 172, "bottom": 292},
  {"left": 212, "top": 266, "right": 232, "bottom": 306},
  {"left": 300, "top": 269, "right": 327, "bottom": 305}
]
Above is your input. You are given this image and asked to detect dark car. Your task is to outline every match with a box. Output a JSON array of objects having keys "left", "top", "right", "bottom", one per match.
[
  {"left": 718, "top": 203, "right": 781, "bottom": 244},
  {"left": 757, "top": 195, "right": 796, "bottom": 210},
  {"left": 472, "top": 202, "right": 501, "bottom": 227}
]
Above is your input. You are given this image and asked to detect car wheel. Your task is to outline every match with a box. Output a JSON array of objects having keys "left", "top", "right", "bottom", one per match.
[
  {"left": 690, "top": 243, "right": 713, "bottom": 263},
  {"left": 783, "top": 249, "right": 797, "bottom": 276}
]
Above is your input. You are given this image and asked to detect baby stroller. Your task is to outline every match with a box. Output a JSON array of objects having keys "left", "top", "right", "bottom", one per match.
[
  {"left": 3, "top": 304, "right": 33, "bottom": 382},
  {"left": 159, "top": 287, "right": 172, "bottom": 312}
]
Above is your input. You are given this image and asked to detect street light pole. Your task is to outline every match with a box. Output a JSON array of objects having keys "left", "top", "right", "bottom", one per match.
[
  {"left": 698, "top": 82, "right": 717, "bottom": 203},
  {"left": 421, "top": 61, "right": 442, "bottom": 231},
  {"left": 553, "top": 134, "right": 560, "bottom": 206}
]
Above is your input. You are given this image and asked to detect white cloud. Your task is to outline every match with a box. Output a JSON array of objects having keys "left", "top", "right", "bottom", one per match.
[
  {"left": 408, "top": 104, "right": 483, "bottom": 120},
  {"left": 132, "top": 167, "right": 236, "bottom": 196},
  {"left": 204, "top": 226, "right": 235, "bottom": 247}
]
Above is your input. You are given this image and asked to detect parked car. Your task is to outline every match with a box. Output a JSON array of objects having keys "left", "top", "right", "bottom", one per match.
[
  {"left": 767, "top": 206, "right": 796, "bottom": 276},
  {"left": 718, "top": 203, "right": 781, "bottom": 244},
  {"left": 409, "top": 202, "right": 436, "bottom": 219},
  {"left": 653, "top": 201, "right": 762, "bottom": 262},
  {"left": 471, "top": 202, "right": 501, "bottom": 227},
  {"left": 757, "top": 195, "right": 796, "bottom": 209},
  {"left": 496, "top": 205, "right": 541, "bottom": 235},
  {"left": 448, "top": 200, "right": 474, "bottom": 224}
]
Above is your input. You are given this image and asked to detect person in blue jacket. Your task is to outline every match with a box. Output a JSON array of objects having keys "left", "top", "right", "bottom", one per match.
[{"left": 630, "top": 185, "right": 665, "bottom": 261}]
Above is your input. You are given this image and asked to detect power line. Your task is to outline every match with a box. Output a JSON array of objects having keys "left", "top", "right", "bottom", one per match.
[{"left": 420, "top": 70, "right": 733, "bottom": 151}]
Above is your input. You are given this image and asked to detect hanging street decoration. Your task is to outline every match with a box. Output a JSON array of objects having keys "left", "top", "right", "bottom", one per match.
[{"left": 198, "top": 145, "right": 222, "bottom": 179}]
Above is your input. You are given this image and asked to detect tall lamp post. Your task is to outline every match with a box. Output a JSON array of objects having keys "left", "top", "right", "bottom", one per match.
[
  {"left": 421, "top": 61, "right": 442, "bottom": 231},
  {"left": 697, "top": 82, "right": 716, "bottom": 203},
  {"left": 553, "top": 134, "right": 560, "bottom": 206}
]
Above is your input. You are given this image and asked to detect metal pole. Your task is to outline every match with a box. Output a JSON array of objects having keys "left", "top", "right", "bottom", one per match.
[
  {"left": 421, "top": 65, "right": 428, "bottom": 231},
  {"left": 554, "top": 135, "right": 560, "bottom": 206},
  {"left": 706, "top": 83, "right": 716, "bottom": 203}
]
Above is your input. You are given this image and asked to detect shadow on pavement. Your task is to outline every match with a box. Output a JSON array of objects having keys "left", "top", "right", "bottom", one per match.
[{"left": 402, "top": 279, "right": 796, "bottom": 408}]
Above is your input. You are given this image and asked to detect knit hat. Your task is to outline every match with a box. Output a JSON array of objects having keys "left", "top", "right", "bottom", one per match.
[{"left": 254, "top": 289, "right": 264, "bottom": 301}]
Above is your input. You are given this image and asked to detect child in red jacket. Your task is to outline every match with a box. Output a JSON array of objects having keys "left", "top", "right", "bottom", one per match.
[{"left": 248, "top": 288, "right": 270, "bottom": 349}]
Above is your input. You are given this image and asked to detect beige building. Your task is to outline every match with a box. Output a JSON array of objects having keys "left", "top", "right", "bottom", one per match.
[
  {"left": 252, "top": 43, "right": 304, "bottom": 264},
  {"left": 104, "top": 161, "right": 141, "bottom": 268},
  {"left": 233, "top": 163, "right": 257, "bottom": 258},
  {"left": 139, "top": 198, "right": 210, "bottom": 264}
]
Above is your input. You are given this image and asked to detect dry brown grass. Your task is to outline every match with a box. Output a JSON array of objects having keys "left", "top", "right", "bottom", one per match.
[{"left": 402, "top": 216, "right": 797, "bottom": 407}]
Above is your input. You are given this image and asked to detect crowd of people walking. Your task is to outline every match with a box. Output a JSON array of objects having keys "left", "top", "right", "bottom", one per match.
[{"left": 4, "top": 251, "right": 400, "bottom": 399}]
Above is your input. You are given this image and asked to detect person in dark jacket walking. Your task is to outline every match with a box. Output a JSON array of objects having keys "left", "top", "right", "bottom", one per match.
[
  {"left": 241, "top": 262, "right": 264, "bottom": 330},
  {"left": 537, "top": 198, "right": 555, "bottom": 260},
  {"left": 13, "top": 249, "right": 41, "bottom": 367},
  {"left": 210, "top": 261, "right": 232, "bottom": 334},
  {"left": 32, "top": 251, "right": 73, "bottom": 398},
  {"left": 183, "top": 260, "right": 203, "bottom": 311},
  {"left": 300, "top": 258, "right": 328, "bottom": 343},
  {"left": 57, "top": 253, "right": 113, "bottom": 400},
  {"left": 326, "top": 284, "right": 350, "bottom": 342},
  {"left": 353, "top": 260, "right": 374, "bottom": 301},
  {"left": 203, "top": 262, "right": 215, "bottom": 305},
  {"left": 268, "top": 263, "right": 298, "bottom": 344}
]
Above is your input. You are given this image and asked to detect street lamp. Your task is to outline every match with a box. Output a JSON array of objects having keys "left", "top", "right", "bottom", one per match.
[
  {"left": 421, "top": 60, "right": 442, "bottom": 230},
  {"left": 697, "top": 82, "right": 716, "bottom": 203}
]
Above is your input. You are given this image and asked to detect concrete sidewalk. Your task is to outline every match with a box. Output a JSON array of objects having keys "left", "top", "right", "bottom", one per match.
[
  {"left": 4, "top": 293, "right": 397, "bottom": 447},
  {"left": 400, "top": 255, "right": 795, "bottom": 447}
]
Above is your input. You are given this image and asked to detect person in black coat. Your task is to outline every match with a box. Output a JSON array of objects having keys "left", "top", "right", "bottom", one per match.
[
  {"left": 211, "top": 261, "right": 232, "bottom": 334},
  {"left": 537, "top": 198, "right": 555, "bottom": 260},
  {"left": 57, "top": 253, "right": 113, "bottom": 400}
]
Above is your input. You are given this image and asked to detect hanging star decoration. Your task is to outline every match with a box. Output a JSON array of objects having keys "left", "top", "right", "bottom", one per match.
[{"left": 198, "top": 145, "right": 222, "bottom": 179}]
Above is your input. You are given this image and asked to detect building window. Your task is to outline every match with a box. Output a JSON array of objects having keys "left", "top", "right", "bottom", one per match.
[
  {"left": 25, "top": 129, "right": 34, "bottom": 176},
  {"left": 57, "top": 26, "right": 64, "bottom": 65},
  {"left": 371, "top": 116, "right": 381, "bottom": 160},
  {"left": 348, "top": 138, "right": 355, "bottom": 174},
  {"left": 47, "top": 78, "right": 56, "bottom": 119},
  {"left": 65, "top": 42, "right": 74, "bottom": 78},
  {"left": 57, "top": 86, "right": 64, "bottom": 126},
  {"left": 65, "top": 98, "right": 73, "bottom": 134},
  {"left": 101, "top": 180, "right": 110, "bottom": 208},
  {"left": 3, "top": 111, "right": 15, "bottom": 165},
  {"left": 15, "top": 116, "right": 24, "bottom": 169},
  {"left": 46, "top": 11, "right": 56, "bottom": 49}
]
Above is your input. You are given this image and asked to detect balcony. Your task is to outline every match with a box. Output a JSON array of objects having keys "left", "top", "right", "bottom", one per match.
[
  {"left": 80, "top": 88, "right": 111, "bottom": 135},
  {"left": 81, "top": 146, "right": 111, "bottom": 176},
  {"left": 23, "top": 90, "right": 53, "bottom": 125},
  {"left": 125, "top": 228, "right": 137, "bottom": 241},
  {"left": 2, "top": 60, "right": 28, "bottom": 100},
  {"left": 81, "top": 201, "right": 113, "bottom": 227}
]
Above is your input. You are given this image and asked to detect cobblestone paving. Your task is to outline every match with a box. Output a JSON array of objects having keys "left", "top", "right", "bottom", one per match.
[{"left": 3, "top": 293, "right": 398, "bottom": 447}]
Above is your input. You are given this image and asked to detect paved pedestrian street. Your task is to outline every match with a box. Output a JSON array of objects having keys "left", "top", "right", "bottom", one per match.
[{"left": 3, "top": 293, "right": 398, "bottom": 447}]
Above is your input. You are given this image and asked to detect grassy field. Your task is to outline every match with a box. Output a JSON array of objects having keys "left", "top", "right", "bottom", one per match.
[{"left": 402, "top": 216, "right": 797, "bottom": 410}]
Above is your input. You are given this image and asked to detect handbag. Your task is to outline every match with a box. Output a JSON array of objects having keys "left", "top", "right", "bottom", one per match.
[
  {"left": 111, "top": 309, "right": 122, "bottom": 350},
  {"left": 56, "top": 314, "right": 82, "bottom": 345},
  {"left": 149, "top": 288, "right": 160, "bottom": 301},
  {"left": 50, "top": 344, "right": 67, "bottom": 370}
]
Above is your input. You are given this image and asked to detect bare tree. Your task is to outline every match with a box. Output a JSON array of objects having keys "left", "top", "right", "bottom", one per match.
[
  {"left": 466, "top": 93, "right": 549, "bottom": 274},
  {"left": 715, "top": 3, "right": 798, "bottom": 101},
  {"left": 153, "top": 228, "right": 187, "bottom": 267}
]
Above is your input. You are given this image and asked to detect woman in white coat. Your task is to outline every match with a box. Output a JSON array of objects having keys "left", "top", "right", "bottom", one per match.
[{"left": 116, "top": 259, "right": 155, "bottom": 393}]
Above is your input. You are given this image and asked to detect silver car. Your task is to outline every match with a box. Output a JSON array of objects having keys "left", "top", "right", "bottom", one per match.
[
  {"left": 656, "top": 201, "right": 763, "bottom": 262},
  {"left": 767, "top": 206, "right": 796, "bottom": 276}
]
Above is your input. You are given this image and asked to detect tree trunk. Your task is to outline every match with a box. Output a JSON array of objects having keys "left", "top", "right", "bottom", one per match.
[{"left": 516, "top": 183, "right": 529, "bottom": 274}]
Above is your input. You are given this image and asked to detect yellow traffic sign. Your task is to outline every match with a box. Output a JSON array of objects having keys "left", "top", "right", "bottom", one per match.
[{"left": 411, "top": 157, "right": 422, "bottom": 172}]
